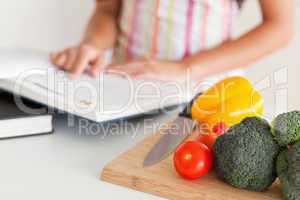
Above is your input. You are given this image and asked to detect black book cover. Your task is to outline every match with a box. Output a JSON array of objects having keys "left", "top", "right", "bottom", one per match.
[
  {"left": 0, "top": 90, "right": 48, "bottom": 120},
  {"left": 0, "top": 90, "right": 53, "bottom": 139}
]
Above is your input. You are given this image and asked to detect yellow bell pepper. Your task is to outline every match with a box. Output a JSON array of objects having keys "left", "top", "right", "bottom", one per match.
[
  {"left": 191, "top": 76, "right": 264, "bottom": 130},
  {"left": 200, "top": 90, "right": 264, "bottom": 129},
  {"left": 191, "top": 76, "right": 254, "bottom": 120}
]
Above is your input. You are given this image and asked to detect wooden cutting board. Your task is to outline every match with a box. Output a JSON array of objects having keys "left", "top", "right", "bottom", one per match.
[{"left": 101, "top": 132, "right": 283, "bottom": 200}]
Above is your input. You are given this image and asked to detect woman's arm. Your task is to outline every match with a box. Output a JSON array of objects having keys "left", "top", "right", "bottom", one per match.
[
  {"left": 51, "top": 0, "right": 120, "bottom": 78},
  {"left": 83, "top": 0, "right": 120, "bottom": 49},
  {"left": 183, "top": 0, "right": 294, "bottom": 80}
]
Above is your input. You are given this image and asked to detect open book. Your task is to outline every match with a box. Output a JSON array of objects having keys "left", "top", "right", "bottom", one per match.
[{"left": 0, "top": 49, "right": 196, "bottom": 122}]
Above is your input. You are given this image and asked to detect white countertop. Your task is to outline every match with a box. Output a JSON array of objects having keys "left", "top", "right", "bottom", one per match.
[{"left": 0, "top": 112, "right": 177, "bottom": 200}]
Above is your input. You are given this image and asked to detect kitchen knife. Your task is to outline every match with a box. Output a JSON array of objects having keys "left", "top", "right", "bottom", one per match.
[{"left": 143, "top": 100, "right": 198, "bottom": 167}]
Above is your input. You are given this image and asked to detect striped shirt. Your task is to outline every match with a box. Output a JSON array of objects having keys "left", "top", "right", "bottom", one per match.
[{"left": 114, "top": 0, "right": 239, "bottom": 63}]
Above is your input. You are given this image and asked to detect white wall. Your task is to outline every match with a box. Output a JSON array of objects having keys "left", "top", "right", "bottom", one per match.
[
  {"left": 0, "top": 0, "right": 93, "bottom": 50},
  {"left": 0, "top": 0, "right": 299, "bottom": 116}
]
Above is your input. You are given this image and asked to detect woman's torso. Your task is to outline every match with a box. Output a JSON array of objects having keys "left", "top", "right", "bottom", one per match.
[{"left": 114, "top": 0, "right": 239, "bottom": 63}]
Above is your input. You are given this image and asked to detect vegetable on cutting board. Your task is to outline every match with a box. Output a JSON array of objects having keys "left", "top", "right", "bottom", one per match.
[
  {"left": 214, "top": 117, "right": 280, "bottom": 191},
  {"left": 191, "top": 76, "right": 263, "bottom": 152},
  {"left": 172, "top": 107, "right": 300, "bottom": 200},
  {"left": 276, "top": 141, "right": 300, "bottom": 200},
  {"left": 191, "top": 76, "right": 263, "bottom": 129},
  {"left": 200, "top": 90, "right": 264, "bottom": 129},
  {"left": 272, "top": 110, "right": 300, "bottom": 146},
  {"left": 212, "top": 122, "right": 228, "bottom": 135},
  {"left": 213, "top": 110, "right": 300, "bottom": 200},
  {"left": 173, "top": 141, "right": 213, "bottom": 180},
  {"left": 197, "top": 122, "right": 227, "bottom": 150},
  {"left": 197, "top": 131, "right": 219, "bottom": 150},
  {"left": 191, "top": 76, "right": 254, "bottom": 121},
  {"left": 100, "top": 109, "right": 300, "bottom": 200},
  {"left": 173, "top": 76, "right": 265, "bottom": 180}
]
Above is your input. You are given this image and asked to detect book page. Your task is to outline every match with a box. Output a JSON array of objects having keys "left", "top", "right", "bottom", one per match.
[{"left": 22, "top": 69, "right": 194, "bottom": 121}]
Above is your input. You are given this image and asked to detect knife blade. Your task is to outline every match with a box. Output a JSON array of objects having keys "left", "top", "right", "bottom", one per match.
[{"left": 143, "top": 116, "right": 197, "bottom": 167}]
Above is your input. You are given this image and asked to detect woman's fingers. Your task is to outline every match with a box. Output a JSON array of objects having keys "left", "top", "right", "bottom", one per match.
[
  {"left": 50, "top": 44, "right": 103, "bottom": 78},
  {"left": 57, "top": 53, "right": 67, "bottom": 67},
  {"left": 89, "top": 57, "right": 104, "bottom": 77},
  {"left": 50, "top": 50, "right": 72, "bottom": 70},
  {"left": 70, "top": 50, "right": 91, "bottom": 79},
  {"left": 51, "top": 47, "right": 159, "bottom": 80},
  {"left": 50, "top": 52, "right": 64, "bottom": 68},
  {"left": 64, "top": 48, "right": 77, "bottom": 71}
]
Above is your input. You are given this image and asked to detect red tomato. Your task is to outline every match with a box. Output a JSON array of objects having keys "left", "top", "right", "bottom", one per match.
[
  {"left": 212, "top": 122, "right": 228, "bottom": 135},
  {"left": 198, "top": 132, "right": 218, "bottom": 150},
  {"left": 173, "top": 141, "right": 213, "bottom": 180},
  {"left": 197, "top": 122, "right": 227, "bottom": 150}
]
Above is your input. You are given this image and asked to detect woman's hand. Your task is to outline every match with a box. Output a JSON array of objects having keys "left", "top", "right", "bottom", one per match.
[
  {"left": 107, "top": 59, "right": 187, "bottom": 81},
  {"left": 50, "top": 0, "right": 120, "bottom": 79},
  {"left": 50, "top": 44, "right": 105, "bottom": 79}
]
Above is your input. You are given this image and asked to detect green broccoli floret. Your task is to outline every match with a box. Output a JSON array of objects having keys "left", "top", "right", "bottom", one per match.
[
  {"left": 276, "top": 141, "right": 300, "bottom": 200},
  {"left": 214, "top": 117, "right": 280, "bottom": 191},
  {"left": 272, "top": 111, "right": 300, "bottom": 146},
  {"left": 276, "top": 149, "right": 289, "bottom": 177}
]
